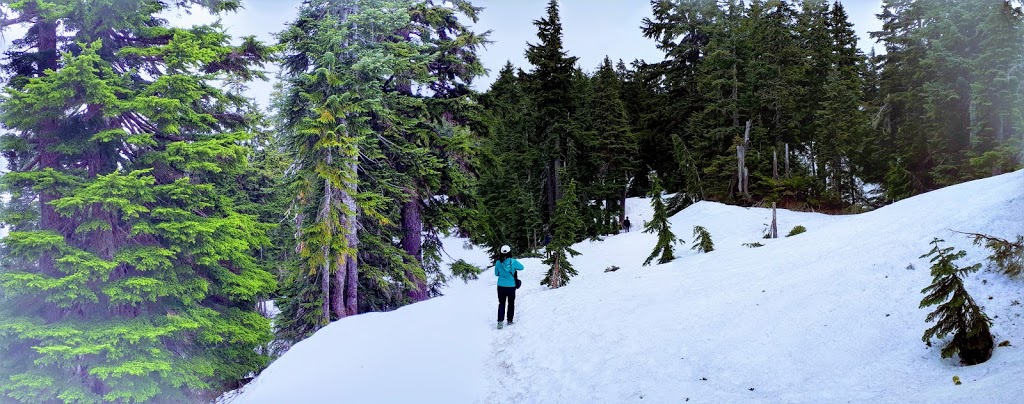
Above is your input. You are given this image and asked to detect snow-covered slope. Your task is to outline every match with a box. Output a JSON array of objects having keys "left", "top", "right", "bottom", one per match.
[{"left": 228, "top": 171, "right": 1024, "bottom": 403}]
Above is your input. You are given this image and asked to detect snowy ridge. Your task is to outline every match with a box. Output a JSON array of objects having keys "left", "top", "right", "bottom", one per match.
[{"left": 228, "top": 171, "right": 1024, "bottom": 403}]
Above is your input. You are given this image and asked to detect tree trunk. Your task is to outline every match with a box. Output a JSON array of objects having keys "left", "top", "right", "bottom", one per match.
[
  {"left": 37, "top": 16, "right": 60, "bottom": 275},
  {"left": 785, "top": 143, "right": 790, "bottom": 177},
  {"left": 771, "top": 202, "right": 778, "bottom": 239},
  {"left": 773, "top": 149, "right": 779, "bottom": 181},
  {"left": 322, "top": 173, "right": 334, "bottom": 325},
  {"left": 551, "top": 254, "right": 560, "bottom": 289},
  {"left": 402, "top": 195, "right": 428, "bottom": 302},
  {"left": 342, "top": 159, "right": 359, "bottom": 316}
]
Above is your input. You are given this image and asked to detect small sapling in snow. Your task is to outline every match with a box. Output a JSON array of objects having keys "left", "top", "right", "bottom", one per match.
[{"left": 920, "top": 238, "right": 994, "bottom": 365}]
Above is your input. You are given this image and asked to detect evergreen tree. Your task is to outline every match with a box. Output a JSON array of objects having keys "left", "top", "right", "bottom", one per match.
[
  {"left": 477, "top": 64, "right": 545, "bottom": 252},
  {"left": 276, "top": 0, "right": 387, "bottom": 335},
  {"left": 275, "top": 0, "right": 485, "bottom": 338},
  {"left": 872, "top": 0, "right": 1024, "bottom": 196},
  {"left": 643, "top": 175, "right": 683, "bottom": 266},
  {"left": 919, "top": 238, "right": 993, "bottom": 366},
  {"left": 0, "top": 1, "right": 275, "bottom": 400},
  {"left": 393, "top": 0, "right": 487, "bottom": 302},
  {"left": 525, "top": 0, "right": 578, "bottom": 222},
  {"left": 692, "top": 225, "right": 714, "bottom": 253},
  {"left": 542, "top": 179, "right": 582, "bottom": 288},
  {"left": 589, "top": 56, "right": 638, "bottom": 234}
]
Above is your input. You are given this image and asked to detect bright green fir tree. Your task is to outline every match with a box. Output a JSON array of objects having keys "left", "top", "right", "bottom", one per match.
[{"left": 0, "top": 0, "right": 276, "bottom": 401}]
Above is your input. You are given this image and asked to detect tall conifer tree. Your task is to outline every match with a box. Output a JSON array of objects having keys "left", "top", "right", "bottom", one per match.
[
  {"left": 589, "top": 57, "right": 638, "bottom": 232},
  {"left": 0, "top": 1, "right": 276, "bottom": 400},
  {"left": 525, "top": 0, "right": 578, "bottom": 222}
]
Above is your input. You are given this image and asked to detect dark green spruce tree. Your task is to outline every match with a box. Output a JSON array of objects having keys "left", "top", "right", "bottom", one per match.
[
  {"left": 588, "top": 56, "right": 638, "bottom": 234},
  {"left": 393, "top": 0, "right": 487, "bottom": 301},
  {"left": 525, "top": 0, "right": 578, "bottom": 223},
  {"left": 542, "top": 179, "right": 582, "bottom": 288},
  {"left": 643, "top": 175, "right": 683, "bottom": 266},
  {"left": 0, "top": 0, "right": 276, "bottom": 401},
  {"left": 477, "top": 64, "right": 544, "bottom": 251}
]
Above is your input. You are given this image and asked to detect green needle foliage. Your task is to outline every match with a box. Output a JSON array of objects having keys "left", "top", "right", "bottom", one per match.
[
  {"left": 786, "top": 225, "right": 807, "bottom": 237},
  {"left": 274, "top": 0, "right": 486, "bottom": 342},
  {"left": 643, "top": 175, "right": 682, "bottom": 266},
  {"left": 542, "top": 180, "right": 583, "bottom": 288},
  {"left": 919, "top": 238, "right": 993, "bottom": 366},
  {"left": 963, "top": 232, "right": 1024, "bottom": 278},
  {"left": 0, "top": 1, "right": 275, "bottom": 401},
  {"left": 691, "top": 225, "right": 714, "bottom": 253}
]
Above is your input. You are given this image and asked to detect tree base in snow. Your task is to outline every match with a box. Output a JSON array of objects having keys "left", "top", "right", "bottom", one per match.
[{"left": 955, "top": 328, "right": 994, "bottom": 366}]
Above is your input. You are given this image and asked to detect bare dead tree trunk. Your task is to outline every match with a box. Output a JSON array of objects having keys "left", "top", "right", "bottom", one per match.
[
  {"left": 771, "top": 202, "right": 778, "bottom": 239},
  {"left": 739, "top": 120, "right": 752, "bottom": 200},
  {"left": 773, "top": 149, "right": 779, "bottom": 180},
  {"left": 785, "top": 143, "right": 790, "bottom": 178},
  {"left": 737, "top": 145, "right": 744, "bottom": 196}
]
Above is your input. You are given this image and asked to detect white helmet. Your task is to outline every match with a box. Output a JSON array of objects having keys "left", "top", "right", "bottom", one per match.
[{"left": 500, "top": 245, "right": 511, "bottom": 254}]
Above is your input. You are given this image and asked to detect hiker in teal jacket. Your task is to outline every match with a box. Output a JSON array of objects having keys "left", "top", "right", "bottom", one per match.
[{"left": 495, "top": 245, "right": 524, "bottom": 329}]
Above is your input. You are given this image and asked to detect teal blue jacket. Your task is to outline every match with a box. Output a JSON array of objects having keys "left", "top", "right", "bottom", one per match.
[{"left": 494, "top": 257, "right": 524, "bottom": 288}]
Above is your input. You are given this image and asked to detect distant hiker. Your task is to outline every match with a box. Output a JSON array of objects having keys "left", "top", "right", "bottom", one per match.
[
  {"left": 623, "top": 217, "right": 632, "bottom": 233},
  {"left": 495, "top": 244, "right": 524, "bottom": 329}
]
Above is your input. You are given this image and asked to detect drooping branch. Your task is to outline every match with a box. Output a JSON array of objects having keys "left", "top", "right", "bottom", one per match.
[{"left": 0, "top": 13, "right": 34, "bottom": 30}]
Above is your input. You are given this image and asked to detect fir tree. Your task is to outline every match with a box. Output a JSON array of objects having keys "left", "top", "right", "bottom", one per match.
[
  {"left": 692, "top": 225, "right": 714, "bottom": 253},
  {"left": 542, "top": 179, "right": 582, "bottom": 288},
  {"left": 589, "top": 56, "right": 638, "bottom": 234},
  {"left": 0, "top": 1, "right": 275, "bottom": 400},
  {"left": 398, "top": 0, "right": 488, "bottom": 301},
  {"left": 477, "top": 63, "right": 545, "bottom": 252},
  {"left": 643, "top": 175, "right": 682, "bottom": 266},
  {"left": 275, "top": 0, "right": 486, "bottom": 338},
  {"left": 277, "top": 0, "right": 385, "bottom": 334},
  {"left": 525, "top": 0, "right": 578, "bottom": 222},
  {"left": 919, "top": 238, "right": 994, "bottom": 366}
]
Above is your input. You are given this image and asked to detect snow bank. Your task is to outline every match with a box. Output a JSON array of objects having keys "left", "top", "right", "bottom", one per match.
[{"left": 228, "top": 170, "right": 1024, "bottom": 403}]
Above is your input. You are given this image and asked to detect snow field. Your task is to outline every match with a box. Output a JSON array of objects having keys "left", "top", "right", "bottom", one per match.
[{"left": 230, "top": 170, "right": 1024, "bottom": 403}]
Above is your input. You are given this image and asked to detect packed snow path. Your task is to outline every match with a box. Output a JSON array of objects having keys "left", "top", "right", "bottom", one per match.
[{"left": 229, "top": 171, "right": 1024, "bottom": 403}]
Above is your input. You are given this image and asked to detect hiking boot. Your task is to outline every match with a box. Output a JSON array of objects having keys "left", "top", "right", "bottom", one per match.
[{"left": 497, "top": 321, "right": 504, "bottom": 329}]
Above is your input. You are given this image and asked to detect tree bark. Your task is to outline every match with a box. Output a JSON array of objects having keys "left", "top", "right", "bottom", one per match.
[
  {"left": 402, "top": 194, "right": 428, "bottom": 302},
  {"left": 771, "top": 202, "right": 778, "bottom": 239},
  {"left": 36, "top": 15, "right": 60, "bottom": 276},
  {"left": 322, "top": 173, "right": 333, "bottom": 325},
  {"left": 340, "top": 159, "right": 359, "bottom": 317}
]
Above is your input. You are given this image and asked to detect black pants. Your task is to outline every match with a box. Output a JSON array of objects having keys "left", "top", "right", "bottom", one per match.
[{"left": 497, "top": 286, "right": 516, "bottom": 322}]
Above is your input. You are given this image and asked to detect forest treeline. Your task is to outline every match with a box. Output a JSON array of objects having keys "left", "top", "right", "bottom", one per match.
[{"left": 0, "top": 0, "right": 1020, "bottom": 401}]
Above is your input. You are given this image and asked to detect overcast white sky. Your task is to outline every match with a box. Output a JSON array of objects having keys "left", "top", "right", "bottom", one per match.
[
  {"left": 171, "top": 0, "right": 884, "bottom": 108},
  {"left": 3, "top": 0, "right": 886, "bottom": 108}
]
